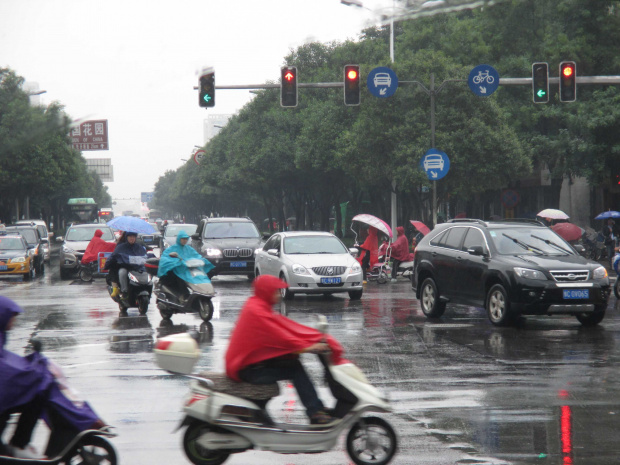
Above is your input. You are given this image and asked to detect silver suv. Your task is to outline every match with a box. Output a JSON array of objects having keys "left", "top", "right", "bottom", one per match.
[{"left": 58, "top": 224, "right": 115, "bottom": 279}]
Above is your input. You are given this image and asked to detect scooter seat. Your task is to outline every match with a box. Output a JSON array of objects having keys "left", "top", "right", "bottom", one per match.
[{"left": 197, "top": 372, "right": 280, "bottom": 400}]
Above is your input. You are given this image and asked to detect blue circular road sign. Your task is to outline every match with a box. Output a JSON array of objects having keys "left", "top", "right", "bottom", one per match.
[
  {"left": 367, "top": 67, "right": 399, "bottom": 98},
  {"left": 420, "top": 149, "right": 450, "bottom": 181},
  {"left": 468, "top": 64, "right": 500, "bottom": 97}
]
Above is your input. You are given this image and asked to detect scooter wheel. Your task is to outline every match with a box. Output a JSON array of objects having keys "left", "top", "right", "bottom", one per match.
[
  {"left": 614, "top": 278, "right": 620, "bottom": 300},
  {"left": 138, "top": 295, "right": 150, "bottom": 315},
  {"left": 66, "top": 435, "right": 117, "bottom": 465},
  {"left": 195, "top": 298, "right": 214, "bottom": 322},
  {"left": 183, "top": 422, "right": 230, "bottom": 465},
  {"left": 79, "top": 267, "right": 93, "bottom": 282},
  {"left": 346, "top": 417, "right": 397, "bottom": 465}
]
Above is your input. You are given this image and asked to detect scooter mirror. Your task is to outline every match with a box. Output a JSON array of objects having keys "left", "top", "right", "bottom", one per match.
[{"left": 315, "top": 315, "right": 328, "bottom": 334}]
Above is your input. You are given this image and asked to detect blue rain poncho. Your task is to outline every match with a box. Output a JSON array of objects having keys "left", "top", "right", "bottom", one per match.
[{"left": 157, "top": 231, "right": 214, "bottom": 284}]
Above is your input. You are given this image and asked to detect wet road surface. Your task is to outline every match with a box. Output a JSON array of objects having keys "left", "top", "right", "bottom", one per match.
[{"left": 1, "top": 255, "right": 619, "bottom": 464}]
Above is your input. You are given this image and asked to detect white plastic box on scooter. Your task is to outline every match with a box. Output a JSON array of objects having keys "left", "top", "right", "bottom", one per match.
[{"left": 154, "top": 333, "right": 200, "bottom": 375}]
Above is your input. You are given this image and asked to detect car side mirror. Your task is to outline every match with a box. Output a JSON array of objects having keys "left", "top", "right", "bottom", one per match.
[
  {"left": 191, "top": 234, "right": 200, "bottom": 240},
  {"left": 467, "top": 245, "right": 485, "bottom": 256},
  {"left": 56, "top": 236, "right": 64, "bottom": 243},
  {"left": 267, "top": 249, "right": 279, "bottom": 256},
  {"left": 349, "top": 247, "right": 359, "bottom": 258}
]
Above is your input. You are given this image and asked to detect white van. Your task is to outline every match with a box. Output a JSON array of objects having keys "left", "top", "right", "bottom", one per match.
[{"left": 16, "top": 219, "right": 52, "bottom": 262}]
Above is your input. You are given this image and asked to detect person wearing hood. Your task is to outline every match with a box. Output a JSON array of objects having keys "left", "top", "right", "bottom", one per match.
[
  {"left": 105, "top": 231, "right": 147, "bottom": 303},
  {"left": 0, "top": 297, "right": 104, "bottom": 459},
  {"left": 81, "top": 229, "right": 116, "bottom": 265},
  {"left": 390, "top": 226, "right": 413, "bottom": 283},
  {"left": 358, "top": 226, "right": 379, "bottom": 283},
  {"left": 226, "top": 275, "right": 346, "bottom": 425},
  {"left": 157, "top": 230, "right": 214, "bottom": 296}
]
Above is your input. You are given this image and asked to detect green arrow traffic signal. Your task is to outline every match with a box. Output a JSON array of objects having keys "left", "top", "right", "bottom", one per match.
[{"left": 537, "top": 89, "right": 546, "bottom": 98}]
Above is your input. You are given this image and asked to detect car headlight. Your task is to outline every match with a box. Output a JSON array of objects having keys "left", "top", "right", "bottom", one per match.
[
  {"left": 10, "top": 257, "right": 26, "bottom": 263},
  {"left": 592, "top": 266, "right": 608, "bottom": 280},
  {"left": 62, "top": 245, "right": 75, "bottom": 253},
  {"left": 514, "top": 267, "right": 547, "bottom": 280},
  {"left": 351, "top": 263, "right": 362, "bottom": 273},
  {"left": 292, "top": 264, "right": 310, "bottom": 275},
  {"left": 205, "top": 248, "right": 222, "bottom": 258}
]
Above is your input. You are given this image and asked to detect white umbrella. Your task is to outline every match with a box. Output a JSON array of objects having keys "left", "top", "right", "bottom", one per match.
[{"left": 537, "top": 208, "right": 569, "bottom": 220}]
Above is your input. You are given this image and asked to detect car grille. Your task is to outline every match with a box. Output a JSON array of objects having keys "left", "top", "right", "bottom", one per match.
[
  {"left": 223, "top": 248, "right": 253, "bottom": 258},
  {"left": 312, "top": 266, "right": 346, "bottom": 276},
  {"left": 550, "top": 270, "right": 589, "bottom": 282}
]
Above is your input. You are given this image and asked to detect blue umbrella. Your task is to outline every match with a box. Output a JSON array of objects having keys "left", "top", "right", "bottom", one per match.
[
  {"left": 594, "top": 211, "right": 620, "bottom": 220},
  {"left": 107, "top": 216, "right": 157, "bottom": 234}
]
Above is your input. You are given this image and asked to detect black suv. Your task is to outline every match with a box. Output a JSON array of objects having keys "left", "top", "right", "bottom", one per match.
[
  {"left": 412, "top": 219, "right": 611, "bottom": 327},
  {"left": 191, "top": 217, "right": 264, "bottom": 279}
]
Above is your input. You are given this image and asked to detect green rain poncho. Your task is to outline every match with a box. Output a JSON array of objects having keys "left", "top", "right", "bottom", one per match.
[{"left": 157, "top": 231, "right": 214, "bottom": 284}]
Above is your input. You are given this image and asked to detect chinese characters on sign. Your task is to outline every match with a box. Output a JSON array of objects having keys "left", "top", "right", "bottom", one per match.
[{"left": 71, "top": 120, "right": 109, "bottom": 151}]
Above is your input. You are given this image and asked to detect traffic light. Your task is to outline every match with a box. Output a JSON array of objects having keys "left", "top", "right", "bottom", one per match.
[
  {"left": 344, "top": 65, "right": 360, "bottom": 106},
  {"left": 559, "top": 61, "right": 576, "bottom": 102},
  {"left": 532, "top": 62, "right": 549, "bottom": 103},
  {"left": 199, "top": 68, "right": 215, "bottom": 108},
  {"left": 281, "top": 66, "right": 298, "bottom": 107}
]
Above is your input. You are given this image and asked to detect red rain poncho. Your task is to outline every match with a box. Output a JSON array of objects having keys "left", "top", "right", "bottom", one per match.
[
  {"left": 358, "top": 226, "right": 379, "bottom": 267},
  {"left": 391, "top": 226, "right": 413, "bottom": 261},
  {"left": 225, "top": 275, "right": 346, "bottom": 381},
  {"left": 81, "top": 229, "right": 116, "bottom": 264}
]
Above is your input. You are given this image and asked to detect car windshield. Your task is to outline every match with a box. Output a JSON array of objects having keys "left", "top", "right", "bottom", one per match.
[
  {"left": 66, "top": 227, "right": 114, "bottom": 241},
  {"left": 284, "top": 236, "right": 348, "bottom": 254},
  {"left": 0, "top": 237, "right": 26, "bottom": 250},
  {"left": 204, "top": 222, "right": 259, "bottom": 239},
  {"left": 6, "top": 229, "right": 36, "bottom": 244},
  {"left": 165, "top": 224, "right": 197, "bottom": 237},
  {"left": 489, "top": 228, "right": 574, "bottom": 256}
]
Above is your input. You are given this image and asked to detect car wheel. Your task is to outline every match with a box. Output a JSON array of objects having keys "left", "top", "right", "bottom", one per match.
[
  {"left": 349, "top": 289, "right": 363, "bottom": 300},
  {"left": 24, "top": 266, "right": 34, "bottom": 281},
  {"left": 614, "top": 279, "right": 620, "bottom": 300},
  {"left": 486, "top": 284, "right": 515, "bottom": 326},
  {"left": 576, "top": 306, "right": 606, "bottom": 327},
  {"left": 419, "top": 277, "right": 445, "bottom": 318},
  {"left": 279, "top": 274, "right": 294, "bottom": 301}
]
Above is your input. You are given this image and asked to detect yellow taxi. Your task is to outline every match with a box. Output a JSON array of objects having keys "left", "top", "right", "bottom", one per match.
[{"left": 0, "top": 233, "right": 35, "bottom": 280}]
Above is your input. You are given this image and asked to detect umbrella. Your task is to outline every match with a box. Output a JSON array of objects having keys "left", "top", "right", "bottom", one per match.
[
  {"left": 551, "top": 222, "right": 583, "bottom": 242},
  {"left": 409, "top": 220, "right": 431, "bottom": 236},
  {"left": 107, "top": 216, "right": 157, "bottom": 234},
  {"left": 351, "top": 214, "right": 392, "bottom": 238},
  {"left": 537, "top": 208, "right": 569, "bottom": 220},
  {"left": 594, "top": 211, "right": 620, "bottom": 220}
]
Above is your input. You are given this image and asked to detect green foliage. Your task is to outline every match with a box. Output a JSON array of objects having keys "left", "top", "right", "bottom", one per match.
[
  {"left": 0, "top": 68, "right": 111, "bottom": 223},
  {"left": 153, "top": 0, "right": 620, "bottom": 226}
]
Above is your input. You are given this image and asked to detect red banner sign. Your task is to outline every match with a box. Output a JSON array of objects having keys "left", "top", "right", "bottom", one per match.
[{"left": 71, "top": 120, "right": 109, "bottom": 151}]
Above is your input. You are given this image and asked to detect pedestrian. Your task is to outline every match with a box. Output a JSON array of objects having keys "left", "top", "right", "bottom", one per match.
[{"left": 602, "top": 219, "right": 618, "bottom": 267}]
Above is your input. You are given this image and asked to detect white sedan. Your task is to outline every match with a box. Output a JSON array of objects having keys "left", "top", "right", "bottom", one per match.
[{"left": 254, "top": 231, "right": 364, "bottom": 300}]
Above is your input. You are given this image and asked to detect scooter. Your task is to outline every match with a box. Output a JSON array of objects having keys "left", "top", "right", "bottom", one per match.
[
  {"left": 106, "top": 256, "right": 154, "bottom": 315},
  {"left": 146, "top": 257, "right": 215, "bottom": 322},
  {"left": 613, "top": 252, "right": 620, "bottom": 299},
  {"left": 78, "top": 252, "right": 111, "bottom": 283},
  {"left": 154, "top": 316, "right": 397, "bottom": 465},
  {"left": 0, "top": 342, "right": 118, "bottom": 465}
]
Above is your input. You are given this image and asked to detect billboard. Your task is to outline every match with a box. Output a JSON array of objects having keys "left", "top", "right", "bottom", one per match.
[{"left": 71, "top": 120, "right": 109, "bottom": 151}]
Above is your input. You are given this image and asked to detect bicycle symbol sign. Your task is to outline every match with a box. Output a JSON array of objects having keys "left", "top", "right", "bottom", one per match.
[{"left": 468, "top": 64, "right": 500, "bottom": 97}]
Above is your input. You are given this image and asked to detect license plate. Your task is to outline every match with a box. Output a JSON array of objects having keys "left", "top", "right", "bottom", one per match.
[
  {"left": 0, "top": 265, "right": 7, "bottom": 271},
  {"left": 563, "top": 289, "right": 589, "bottom": 299},
  {"left": 321, "top": 277, "right": 341, "bottom": 285},
  {"left": 230, "top": 262, "right": 247, "bottom": 268}
]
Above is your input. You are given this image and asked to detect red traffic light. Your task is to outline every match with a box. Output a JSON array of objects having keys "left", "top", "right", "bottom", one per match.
[
  {"left": 284, "top": 71, "right": 295, "bottom": 81},
  {"left": 347, "top": 69, "right": 358, "bottom": 80},
  {"left": 562, "top": 65, "right": 574, "bottom": 77}
]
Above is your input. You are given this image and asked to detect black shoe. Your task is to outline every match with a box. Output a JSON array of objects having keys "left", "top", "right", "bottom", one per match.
[{"left": 310, "top": 410, "right": 334, "bottom": 425}]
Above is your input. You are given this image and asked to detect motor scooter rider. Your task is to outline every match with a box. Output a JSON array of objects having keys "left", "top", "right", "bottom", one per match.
[
  {"left": 0, "top": 297, "right": 106, "bottom": 459},
  {"left": 225, "top": 275, "right": 346, "bottom": 425},
  {"left": 105, "top": 231, "right": 147, "bottom": 303},
  {"left": 157, "top": 230, "right": 214, "bottom": 299}
]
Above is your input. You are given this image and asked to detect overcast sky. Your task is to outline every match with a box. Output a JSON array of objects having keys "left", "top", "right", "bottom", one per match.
[{"left": 0, "top": 0, "right": 393, "bottom": 209}]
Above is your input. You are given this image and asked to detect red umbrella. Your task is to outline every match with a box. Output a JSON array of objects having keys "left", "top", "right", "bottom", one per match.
[
  {"left": 409, "top": 220, "right": 431, "bottom": 236},
  {"left": 551, "top": 222, "right": 583, "bottom": 242}
]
